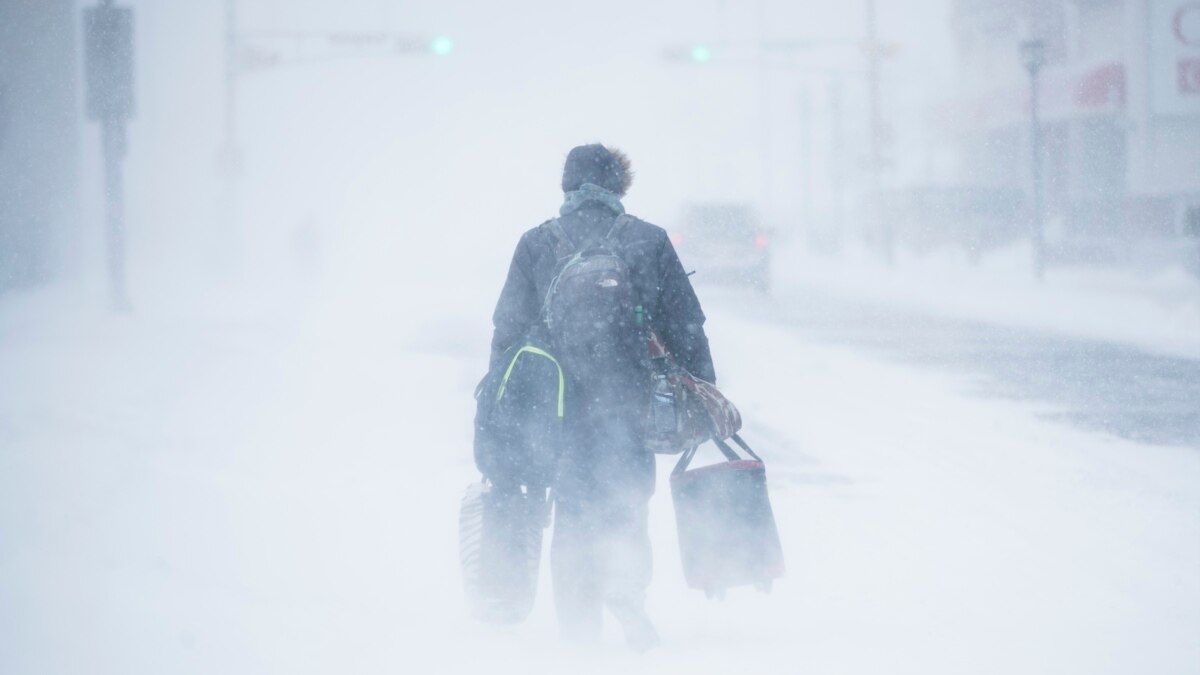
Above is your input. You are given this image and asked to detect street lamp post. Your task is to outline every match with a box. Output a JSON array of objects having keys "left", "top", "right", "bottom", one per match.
[{"left": 1020, "top": 39, "right": 1046, "bottom": 280}]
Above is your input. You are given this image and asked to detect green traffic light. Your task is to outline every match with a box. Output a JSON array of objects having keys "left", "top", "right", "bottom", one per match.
[
  {"left": 690, "top": 45, "right": 712, "bottom": 63},
  {"left": 430, "top": 35, "right": 454, "bottom": 56}
]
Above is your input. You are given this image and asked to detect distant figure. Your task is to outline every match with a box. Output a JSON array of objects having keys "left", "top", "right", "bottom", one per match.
[{"left": 489, "top": 144, "right": 716, "bottom": 649}]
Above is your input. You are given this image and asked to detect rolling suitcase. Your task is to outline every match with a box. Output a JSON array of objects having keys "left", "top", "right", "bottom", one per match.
[
  {"left": 670, "top": 434, "right": 784, "bottom": 597},
  {"left": 458, "top": 480, "right": 550, "bottom": 624}
]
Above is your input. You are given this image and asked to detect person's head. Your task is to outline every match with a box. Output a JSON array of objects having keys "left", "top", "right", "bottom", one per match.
[{"left": 561, "top": 144, "right": 633, "bottom": 196}]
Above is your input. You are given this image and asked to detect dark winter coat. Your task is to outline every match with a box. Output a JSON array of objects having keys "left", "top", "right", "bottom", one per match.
[
  {"left": 489, "top": 202, "right": 714, "bottom": 503},
  {"left": 490, "top": 203, "right": 716, "bottom": 384}
]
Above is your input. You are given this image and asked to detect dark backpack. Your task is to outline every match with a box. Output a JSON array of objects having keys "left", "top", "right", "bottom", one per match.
[
  {"left": 473, "top": 327, "right": 563, "bottom": 488},
  {"left": 541, "top": 215, "right": 647, "bottom": 377}
]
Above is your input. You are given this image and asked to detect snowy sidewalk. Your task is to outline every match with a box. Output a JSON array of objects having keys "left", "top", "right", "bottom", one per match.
[
  {"left": 777, "top": 243, "right": 1200, "bottom": 360},
  {"left": 1, "top": 282, "right": 1197, "bottom": 675}
]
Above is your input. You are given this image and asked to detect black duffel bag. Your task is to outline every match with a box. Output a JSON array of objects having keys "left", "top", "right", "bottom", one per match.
[{"left": 669, "top": 434, "right": 785, "bottom": 598}]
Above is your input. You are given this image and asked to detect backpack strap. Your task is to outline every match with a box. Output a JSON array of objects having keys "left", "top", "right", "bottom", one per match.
[
  {"left": 602, "top": 214, "right": 632, "bottom": 248},
  {"left": 544, "top": 214, "right": 631, "bottom": 260},
  {"left": 544, "top": 219, "right": 576, "bottom": 260},
  {"left": 538, "top": 220, "right": 573, "bottom": 325}
]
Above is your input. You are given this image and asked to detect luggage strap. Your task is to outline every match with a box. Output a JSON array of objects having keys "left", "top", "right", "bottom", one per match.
[{"left": 672, "top": 433, "right": 762, "bottom": 475}]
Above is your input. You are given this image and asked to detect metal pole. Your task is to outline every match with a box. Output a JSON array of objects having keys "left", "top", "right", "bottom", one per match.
[
  {"left": 1030, "top": 68, "right": 1045, "bottom": 280},
  {"left": 866, "top": 0, "right": 890, "bottom": 262},
  {"left": 223, "top": 0, "right": 237, "bottom": 160},
  {"left": 217, "top": 0, "right": 241, "bottom": 272},
  {"left": 102, "top": 117, "right": 128, "bottom": 309},
  {"left": 830, "top": 80, "right": 845, "bottom": 248},
  {"left": 758, "top": 0, "right": 772, "bottom": 220},
  {"left": 799, "top": 88, "right": 813, "bottom": 248}
]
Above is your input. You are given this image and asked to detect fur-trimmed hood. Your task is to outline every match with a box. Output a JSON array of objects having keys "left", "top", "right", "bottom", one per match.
[{"left": 561, "top": 144, "right": 634, "bottom": 196}]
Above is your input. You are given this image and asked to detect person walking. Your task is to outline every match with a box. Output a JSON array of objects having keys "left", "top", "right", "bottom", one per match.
[{"left": 488, "top": 144, "right": 715, "bottom": 650}]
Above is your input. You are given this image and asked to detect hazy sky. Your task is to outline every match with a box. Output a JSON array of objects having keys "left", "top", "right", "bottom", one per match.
[{"left": 77, "top": 0, "right": 955, "bottom": 288}]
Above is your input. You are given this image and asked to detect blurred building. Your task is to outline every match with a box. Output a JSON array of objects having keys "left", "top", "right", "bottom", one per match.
[
  {"left": 944, "top": 0, "right": 1200, "bottom": 263},
  {"left": 0, "top": 0, "right": 80, "bottom": 291}
]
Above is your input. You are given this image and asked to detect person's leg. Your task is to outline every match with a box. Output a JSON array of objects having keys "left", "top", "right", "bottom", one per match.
[
  {"left": 554, "top": 375, "right": 657, "bottom": 647},
  {"left": 550, "top": 498, "right": 602, "bottom": 642},
  {"left": 598, "top": 498, "right": 659, "bottom": 651},
  {"left": 598, "top": 499, "right": 652, "bottom": 606}
]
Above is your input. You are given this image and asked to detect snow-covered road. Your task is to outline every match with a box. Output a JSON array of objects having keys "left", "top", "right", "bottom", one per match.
[
  {"left": 1, "top": 275, "right": 1197, "bottom": 674},
  {"left": 723, "top": 286, "right": 1200, "bottom": 449}
]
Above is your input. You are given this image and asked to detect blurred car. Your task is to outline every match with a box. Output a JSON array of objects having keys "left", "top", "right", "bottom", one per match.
[{"left": 669, "top": 203, "right": 771, "bottom": 292}]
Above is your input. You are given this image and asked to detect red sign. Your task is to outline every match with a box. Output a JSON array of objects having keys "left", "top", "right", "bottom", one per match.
[{"left": 1180, "top": 58, "right": 1200, "bottom": 93}]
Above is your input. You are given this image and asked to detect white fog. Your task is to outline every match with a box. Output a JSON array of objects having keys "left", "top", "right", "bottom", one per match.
[{"left": 1, "top": 1, "right": 1198, "bottom": 673}]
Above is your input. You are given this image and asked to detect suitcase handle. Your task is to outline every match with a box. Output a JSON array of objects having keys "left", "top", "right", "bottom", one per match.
[{"left": 672, "top": 433, "right": 763, "bottom": 475}]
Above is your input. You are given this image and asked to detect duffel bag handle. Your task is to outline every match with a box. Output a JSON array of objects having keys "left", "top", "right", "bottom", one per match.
[{"left": 672, "top": 433, "right": 763, "bottom": 475}]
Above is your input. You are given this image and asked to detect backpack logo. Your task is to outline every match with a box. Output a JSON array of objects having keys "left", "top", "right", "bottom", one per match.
[{"left": 598, "top": 278, "right": 619, "bottom": 288}]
